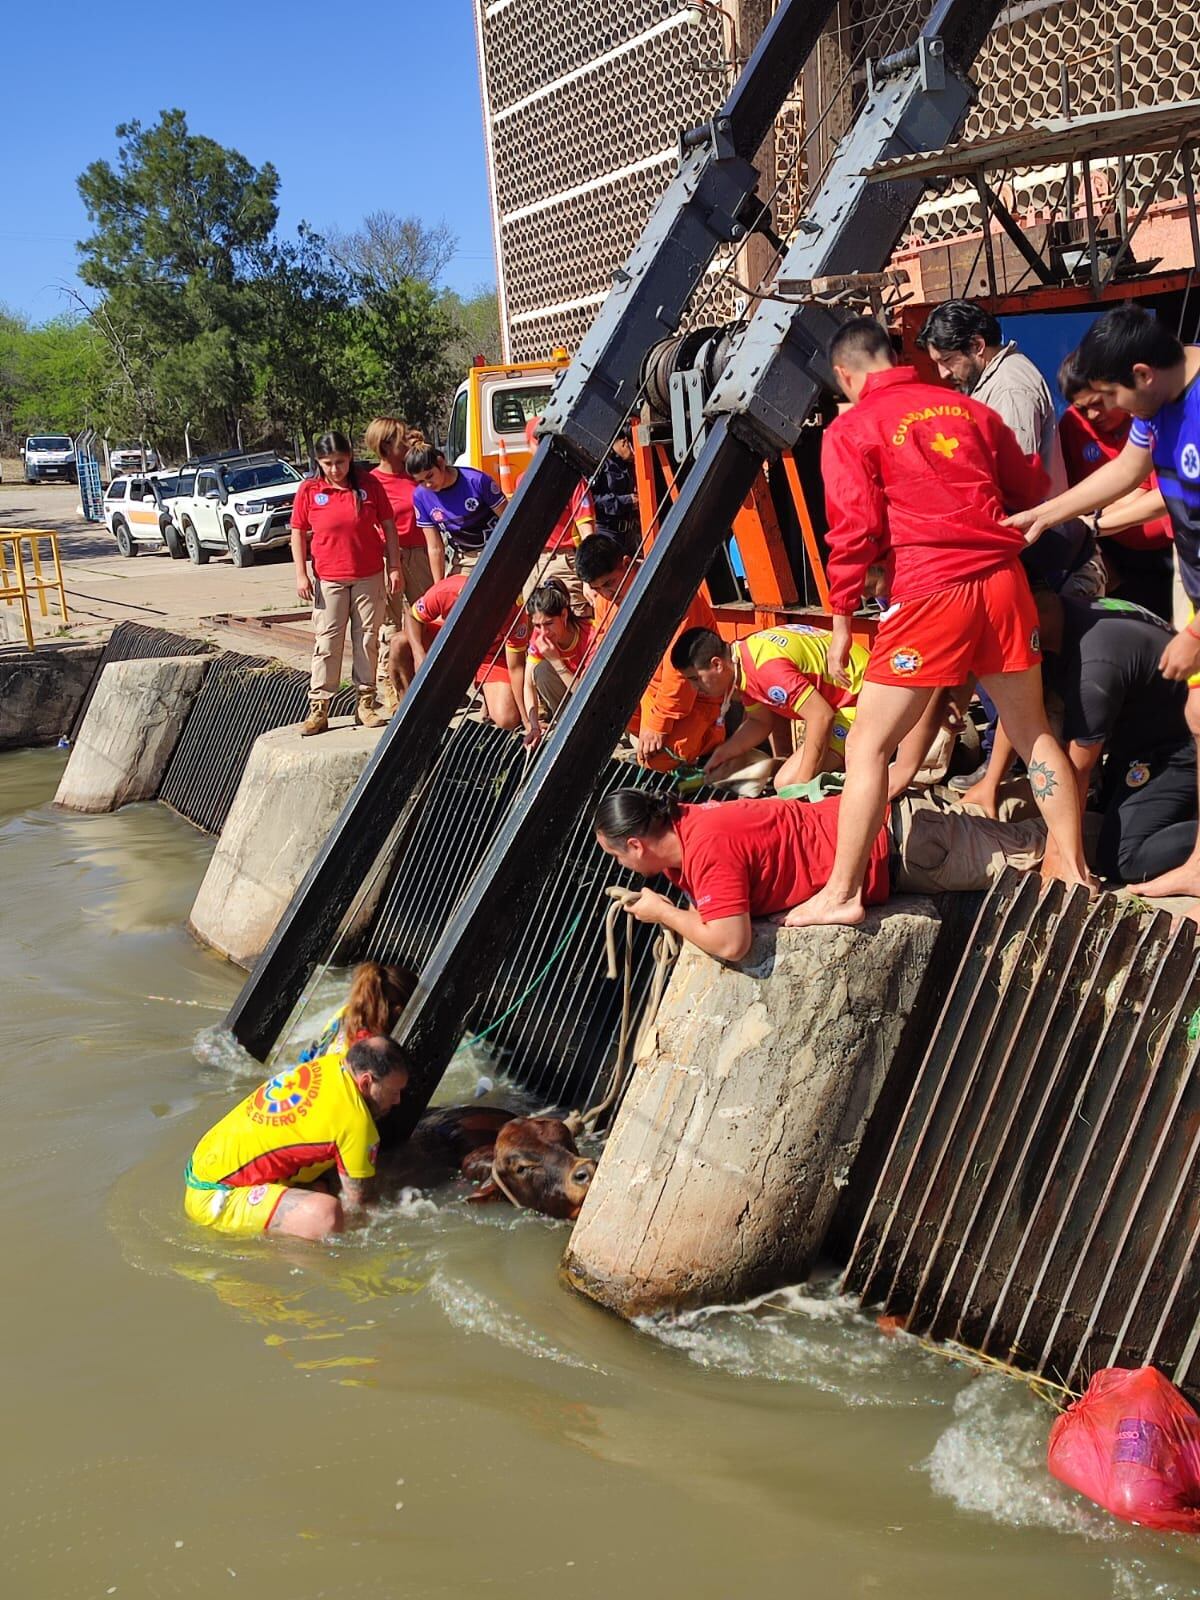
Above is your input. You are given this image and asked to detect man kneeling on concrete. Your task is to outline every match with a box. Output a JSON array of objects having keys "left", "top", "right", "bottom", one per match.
[
  {"left": 594, "top": 788, "right": 1044, "bottom": 961},
  {"left": 183, "top": 1036, "right": 408, "bottom": 1240}
]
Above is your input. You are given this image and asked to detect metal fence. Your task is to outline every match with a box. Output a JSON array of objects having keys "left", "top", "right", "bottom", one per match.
[
  {"left": 842, "top": 868, "right": 1200, "bottom": 1398},
  {"left": 159, "top": 655, "right": 354, "bottom": 835},
  {"left": 361, "top": 718, "right": 684, "bottom": 1116}
]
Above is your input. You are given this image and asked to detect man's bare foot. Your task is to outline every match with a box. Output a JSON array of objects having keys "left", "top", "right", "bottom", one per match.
[
  {"left": 1129, "top": 860, "right": 1200, "bottom": 899},
  {"left": 783, "top": 889, "right": 867, "bottom": 929}
]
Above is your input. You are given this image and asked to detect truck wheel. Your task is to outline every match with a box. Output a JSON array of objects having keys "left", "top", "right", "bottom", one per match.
[
  {"left": 225, "top": 521, "right": 254, "bottom": 568},
  {"left": 181, "top": 517, "right": 209, "bottom": 565},
  {"left": 113, "top": 517, "right": 138, "bottom": 558},
  {"left": 161, "top": 519, "right": 187, "bottom": 559}
]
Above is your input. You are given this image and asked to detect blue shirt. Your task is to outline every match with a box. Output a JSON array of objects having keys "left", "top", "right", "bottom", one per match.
[
  {"left": 1129, "top": 363, "right": 1200, "bottom": 600},
  {"left": 412, "top": 466, "right": 505, "bottom": 553}
]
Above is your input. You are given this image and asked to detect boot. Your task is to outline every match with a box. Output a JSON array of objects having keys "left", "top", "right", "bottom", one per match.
[
  {"left": 355, "top": 689, "right": 385, "bottom": 730},
  {"left": 301, "top": 697, "right": 329, "bottom": 737}
]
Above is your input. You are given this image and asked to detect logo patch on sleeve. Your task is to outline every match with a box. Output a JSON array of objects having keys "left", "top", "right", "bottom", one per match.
[
  {"left": 767, "top": 685, "right": 789, "bottom": 706},
  {"left": 1182, "top": 443, "right": 1200, "bottom": 481}
]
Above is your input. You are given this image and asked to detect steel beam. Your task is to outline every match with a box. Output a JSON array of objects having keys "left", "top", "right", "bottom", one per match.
[{"left": 225, "top": 0, "right": 844, "bottom": 1058}]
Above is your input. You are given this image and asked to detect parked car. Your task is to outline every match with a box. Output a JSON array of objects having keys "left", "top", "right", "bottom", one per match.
[
  {"left": 109, "top": 443, "right": 160, "bottom": 475},
  {"left": 174, "top": 450, "right": 303, "bottom": 566},
  {"left": 103, "top": 473, "right": 188, "bottom": 558},
  {"left": 23, "top": 433, "right": 76, "bottom": 483}
]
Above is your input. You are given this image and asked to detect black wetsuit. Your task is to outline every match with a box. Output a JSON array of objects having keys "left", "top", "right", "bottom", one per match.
[{"left": 1046, "top": 597, "right": 1195, "bottom": 883}]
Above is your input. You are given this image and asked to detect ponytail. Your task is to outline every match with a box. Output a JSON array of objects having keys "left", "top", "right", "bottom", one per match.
[
  {"left": 594, "top": 787, "right": 680, "bottom": 844},
  {"left": 525, "top": 576, "right": 576, "bottom": 620},
  {"left": 343, "top": 960, "right": 417, "bottom": 1042}
]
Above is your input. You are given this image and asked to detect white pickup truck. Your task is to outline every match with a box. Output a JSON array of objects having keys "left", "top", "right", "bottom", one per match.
[{"left": 173, "top": 450, "right": 303, "bottom": 567}]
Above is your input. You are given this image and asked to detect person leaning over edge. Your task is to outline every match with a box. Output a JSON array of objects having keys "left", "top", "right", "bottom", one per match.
[
  {"left": 784, "top": 317, "right": 1091, "bottom": 930},
  {"left": 576, "top": 533, "right": 724, "bottom": 772},
  {"left": 291, "top": 430, "right": 401, "bottom": 737},
  {"left": 594, "top": 787, "right": 1045, "bottom": 962},
  {"left": 1007, "top": 304, "right": 1200, "bottom": 900},
  {"left": 183, "top": 1036, "right": 409, "bottom": 1241}
]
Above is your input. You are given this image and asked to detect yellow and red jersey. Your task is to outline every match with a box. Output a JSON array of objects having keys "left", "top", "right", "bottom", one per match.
[
  {"left": 734, "top": 626, "right": 868, "bottom": 718},
  {"left": 188, "top": 1052, "right": 380, "bottom": 1190}
]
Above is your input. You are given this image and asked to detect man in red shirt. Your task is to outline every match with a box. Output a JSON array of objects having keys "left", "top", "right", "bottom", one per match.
[
  {"left": 593, "top": 787, "right": 1045, "bottom": 961},
  {"left": 785, "top": 318, "right": 1091, "bottom": 928},
  {"left": 406, "top": 574, "right": 530, "bottom": 732},
  {"left": 1057, "top": 352, "right": 1172, "bottom": 621}
]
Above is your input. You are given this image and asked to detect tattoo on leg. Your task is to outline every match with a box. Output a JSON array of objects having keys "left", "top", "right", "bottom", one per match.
[{"left": 1027, "top": 759, "right": 1058, "bottom": 800}]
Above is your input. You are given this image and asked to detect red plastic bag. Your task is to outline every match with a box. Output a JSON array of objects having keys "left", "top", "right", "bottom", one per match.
[{"left": 1048, "top": 1366, "right": 1200, "bottom": 1532}]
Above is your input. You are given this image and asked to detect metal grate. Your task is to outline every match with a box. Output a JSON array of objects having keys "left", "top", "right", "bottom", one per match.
[
  {"left": 159, "top": 655, "right": 354, "bottom": 835},
  {"left": 362, "top": 718, "right": 692, "bottom": 1116},
  {"left": 842, "top": 868, "right": 1200, "bottom": 1399},
  {"left": 70, "top": 621, "right": 214, "bottom": 737}
]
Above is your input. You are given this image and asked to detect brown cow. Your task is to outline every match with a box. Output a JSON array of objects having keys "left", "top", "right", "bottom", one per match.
[{"left": 378, "top": 1106, "right": 597, "bottom": 1221}]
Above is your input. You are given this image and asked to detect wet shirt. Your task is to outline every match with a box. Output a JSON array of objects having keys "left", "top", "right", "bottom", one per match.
[
  {"left": 821, "top": 367, "right": 1049, "bottom": 614},
  {"left": 412, "top": 574, "right": 529, "bottom": 662},
  {"left": 1059, "top": 408, "right": 1171, "bottom": 551},
  {"left": 369, "top": 466, "right": 422, "bottom": 549},
  {"left": 291, "top": 473, "right": 394, "bottom": 582},
  {"left": 413, "top": 466, "right": 505, "bottom": 553},
  {"left": 1045, "top": 597, "right": 1188, "bottom": 768},
  {"left": 734, "top": 626, "right": 861, "bottom": 716},
  {"left": 188, "top": 1052, "right": 379, "bottom": 1189},
  {"left": 1129, "top": 362, "right": 1200, "bottom": 600},
  {"left": 664, "top": 797, "right": 891, "bottom": 922}
]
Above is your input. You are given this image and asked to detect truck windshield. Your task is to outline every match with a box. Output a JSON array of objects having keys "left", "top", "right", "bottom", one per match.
[
  {"left": 225, "top": 463, "right": 300, "bottom": 493},
  {"left": 29, "top": 436, "right": 72, "bottom": 450}
]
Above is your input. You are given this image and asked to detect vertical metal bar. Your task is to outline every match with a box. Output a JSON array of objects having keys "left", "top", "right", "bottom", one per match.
[
  {"left": 1181, "top": 144, "right": 1200, "bottom": 277},
  {"left": 1112, "top": 42, "right": 1129, "bottom": 246},
  {"left": 973, "top": 169, "right": 998, "bottom": 298},
  {"left": 1081, "top": 155, "right": 1102, "bottom": 299}
]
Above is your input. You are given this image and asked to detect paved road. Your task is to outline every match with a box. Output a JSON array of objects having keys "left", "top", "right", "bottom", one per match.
[{"left": 0, "top": 479, "right": 311, "bottom": 664}]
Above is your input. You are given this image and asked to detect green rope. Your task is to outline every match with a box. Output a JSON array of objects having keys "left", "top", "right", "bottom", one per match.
[{"left": 455, "top": 910, "right": 585, "bottom": 1054}]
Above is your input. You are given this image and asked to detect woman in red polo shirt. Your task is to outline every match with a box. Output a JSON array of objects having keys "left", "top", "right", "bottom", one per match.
[
  {"left": 364, "top": 416, "right": 432, "bottom": 707},
  {"left": 522, "top": 577, "right": 596, "bottom": 745},
  {"left": 291, "top": 430, "right": 401, "bottom": 736}
]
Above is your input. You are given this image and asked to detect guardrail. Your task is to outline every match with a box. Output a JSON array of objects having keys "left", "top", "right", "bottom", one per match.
[{"left": 0, "top": 529, "right": 70, "bottom": 648}]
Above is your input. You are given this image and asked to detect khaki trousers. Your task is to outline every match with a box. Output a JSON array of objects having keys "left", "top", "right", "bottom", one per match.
[
  {"left": 310, "top": 573, "right": 385, "bottom": 699},
  {"left": 892, "top": 792, "right": 1045, "bottom": 895},
  {"left": 384, "top": 546, "right": 435, "bottom": 626}
]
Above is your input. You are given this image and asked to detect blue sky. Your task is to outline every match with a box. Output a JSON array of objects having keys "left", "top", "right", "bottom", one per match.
[{"left": 0, "top": 0, "right": 496, "bottom": 323}]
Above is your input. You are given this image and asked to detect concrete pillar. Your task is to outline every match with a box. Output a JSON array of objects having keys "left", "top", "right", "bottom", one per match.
[
  {"left": 54, "top": 655, "right": 210, "bottom": 812},
  {"left": 563, "top": 899, "right": 941, "bottom": 1319},
  {"left": 188, "top": 720, "right": 385, "bottom": 969},
  {"left": 0, "top": 642, "right": 103, "bottom": 751}
]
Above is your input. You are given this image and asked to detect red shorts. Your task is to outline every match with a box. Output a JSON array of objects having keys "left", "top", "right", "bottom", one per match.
[
  {"left": 866, "top": 561, "right": 1041, "bottom": 688},
  {"left": 475, "top": 655, "right": 519, "bottom": 688}
]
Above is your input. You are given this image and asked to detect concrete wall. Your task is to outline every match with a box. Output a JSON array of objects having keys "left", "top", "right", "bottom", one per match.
[{"left": 0, "top": 642, "right": 103, "bottom": 751}]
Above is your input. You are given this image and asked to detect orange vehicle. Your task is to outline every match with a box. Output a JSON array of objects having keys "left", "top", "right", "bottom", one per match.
[{"left": 443, "top": 350, "right": 569, "bottom": 484}]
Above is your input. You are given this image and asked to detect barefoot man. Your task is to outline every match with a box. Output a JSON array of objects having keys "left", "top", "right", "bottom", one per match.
[{"left": 785, "top": 317, "right": 1092, "bottom": 929}]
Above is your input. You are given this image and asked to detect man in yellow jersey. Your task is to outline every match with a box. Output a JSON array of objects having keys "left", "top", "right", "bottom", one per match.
[
  {"left": 183, "top": 1036, "right": 408, "bottom": 1242},
  {"left": 671, "top": 624, "right": 870, "bottom": 789}
]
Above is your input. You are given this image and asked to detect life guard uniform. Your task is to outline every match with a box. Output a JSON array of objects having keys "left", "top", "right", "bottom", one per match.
[
  {"left": 183, "top": 1052, "right": 380, "bottom": 1236},
  {"left": 821, "top": 366, "right": 1050, "bottom": 688},
  {"left": 732, "top": 625, "right": 869, "bottom": 759},
  {"left": 412, "top": 575, "right": 529, "bottom": 685}
]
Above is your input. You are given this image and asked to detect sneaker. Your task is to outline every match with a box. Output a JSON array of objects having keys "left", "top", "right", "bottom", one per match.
[
  {"left": 355, "top": 690, "right": 385, "bottom": 730},
  {"left": 948, "top": 760, "right": 990, "bottom": 793},
  {"left": 302, "top": 698, "right": 330, "bottom": 737}
]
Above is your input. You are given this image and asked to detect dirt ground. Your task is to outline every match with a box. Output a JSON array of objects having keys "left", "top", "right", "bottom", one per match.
[{"left": 0, "top": 467, "right": 313, "bottom": 665}]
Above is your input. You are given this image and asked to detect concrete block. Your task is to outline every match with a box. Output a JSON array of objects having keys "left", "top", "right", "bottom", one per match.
[
  {"left": 54, "top": 655, "right": 210, "bottom": 813},
  {"left": 563, "top": 899, "right": 941, "bottom": 1319},
  {"left": 0, "top": 642, "right": 103, "bottom": 750},
  {"left": 188, "top": 719, "right": 384, "bottom": 969}
]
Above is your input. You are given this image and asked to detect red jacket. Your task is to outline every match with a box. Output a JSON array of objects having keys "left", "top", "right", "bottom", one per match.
[{"left": 821, "top": 366, "right": 1050, "bottom": 614}]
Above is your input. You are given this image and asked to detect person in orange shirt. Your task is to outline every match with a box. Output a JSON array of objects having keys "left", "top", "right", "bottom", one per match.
[{"left": 575, "top": 534, "right": 723, "bottom": 772}]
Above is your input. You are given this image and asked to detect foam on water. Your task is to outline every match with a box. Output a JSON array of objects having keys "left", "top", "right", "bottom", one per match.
[{"left": 428, "top": 1269, "right": 602, "bottom": 1371}]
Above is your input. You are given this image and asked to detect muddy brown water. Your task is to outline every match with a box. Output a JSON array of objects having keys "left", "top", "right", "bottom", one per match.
[{"left": 6, "top": 746, "right": 1200, "bottom": 1599}]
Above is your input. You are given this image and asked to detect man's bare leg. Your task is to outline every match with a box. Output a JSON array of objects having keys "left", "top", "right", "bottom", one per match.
[
  {"left": 980, "top": 665, "right": 1092, "bottom": 887},
  {"left": 268, "top": 1189, "right": 344, "bottom": 1241},
  {"left": 1130, "top": 685, "right": 1200, "bottom": 897},
  {"left": 784, "top": 681, "right": 932, "bottom": 928},
  {"left": 389, "top": 635, "right": 415, "bottom": 702}
]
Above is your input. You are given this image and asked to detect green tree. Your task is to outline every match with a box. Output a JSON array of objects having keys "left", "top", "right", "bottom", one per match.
[
  {"left": 11, "top": 316, "right": 109, "bottom": 435},
  {"left": 349, "top": 277, "right": 460, "bottom": 436},
  {"left": 76, "top": 109, "right": 279, "bottom": 448},
  {"left": 442, "top": 285, "right": 503, "bottom": 368}
]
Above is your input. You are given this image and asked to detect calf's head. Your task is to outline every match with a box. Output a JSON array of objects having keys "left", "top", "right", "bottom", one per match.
[{"left": 466, "top": 1116, "right": 597, "bottom": 1220}]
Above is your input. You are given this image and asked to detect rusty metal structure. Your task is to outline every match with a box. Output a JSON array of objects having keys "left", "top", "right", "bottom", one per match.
[{"left": 842, "top": 871, "right": 1200, "bottom": 1398}]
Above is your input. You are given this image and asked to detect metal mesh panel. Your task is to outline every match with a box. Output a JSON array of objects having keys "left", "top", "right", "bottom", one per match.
[
  {"left": 159, "top": 655, "right": 355, "bottom": 835},
  {"left": 842, "top": 868, "right": 1200, "bottom": 1399},
  {"left": 70, "top": 621, "right": 213, "bottom": 737},
  {"left": 362, "top": 718, "right": 700, "bottom": 1115}
]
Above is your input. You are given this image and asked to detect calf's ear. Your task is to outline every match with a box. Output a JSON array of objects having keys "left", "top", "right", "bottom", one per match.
[
  {"left": 465, "top": 1180, "right": 508, "bottom": 1205},
  {"left": 460, "top": 1147, "right": 495, "bottom": 1181}
]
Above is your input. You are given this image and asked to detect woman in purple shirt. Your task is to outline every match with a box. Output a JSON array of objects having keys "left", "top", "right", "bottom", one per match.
[{"left": 405, "top": 444, "right": 507, "bottom": 579}]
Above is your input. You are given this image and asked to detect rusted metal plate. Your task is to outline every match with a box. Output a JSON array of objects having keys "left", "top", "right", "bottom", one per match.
[{"left": 842, "top": 871, "right": 1200, "bottom": 1394}]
